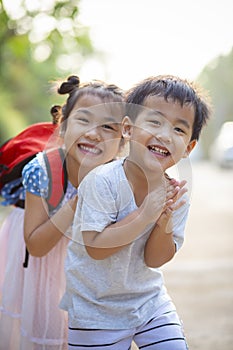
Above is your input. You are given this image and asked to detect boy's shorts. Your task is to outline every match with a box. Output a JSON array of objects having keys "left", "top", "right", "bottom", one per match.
[{"left": 68, "top": 302, "right": 189, "bottom": 350}]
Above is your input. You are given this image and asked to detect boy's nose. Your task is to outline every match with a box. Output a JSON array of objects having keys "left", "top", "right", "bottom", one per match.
[{"left": 156, "top": 127, "right": 172, "bottom": 144}]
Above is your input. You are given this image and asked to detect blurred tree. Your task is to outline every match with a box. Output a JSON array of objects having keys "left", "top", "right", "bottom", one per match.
[
  {"left": 197, "top": 47, "right": 233, "bottom": 158},
  {"left": 0, "top": 0, "right": 94, "bottom": 142}
]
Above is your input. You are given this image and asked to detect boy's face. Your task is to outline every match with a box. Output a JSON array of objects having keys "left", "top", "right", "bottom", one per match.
[
  {"left": 63, "top": 95, "right": 123, "bottom": 171},
  {"left": 124, "top": 95, "right": 196, "bottom": 172}
]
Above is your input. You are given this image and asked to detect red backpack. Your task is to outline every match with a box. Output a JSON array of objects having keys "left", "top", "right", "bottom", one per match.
[
  {"left": 0, "top": 122, "right": 67, "bottom": 210},
  {"left": 0, "top": 122, "right": 68, "bottom": 268}
]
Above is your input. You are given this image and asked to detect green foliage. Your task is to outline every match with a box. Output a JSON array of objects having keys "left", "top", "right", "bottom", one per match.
[
  {"left": 197, "top": 47, "right": 233, "bottom": 157},
  {"left": 0, "top": 91, "right": 27, "bottom": 141},
  {"left": 0, "top": 0, "right": 94, "bottom": 144}
]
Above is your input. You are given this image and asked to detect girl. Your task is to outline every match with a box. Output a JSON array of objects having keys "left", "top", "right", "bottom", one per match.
[{"left": 0, "top": 75, "right": 125, "bottom": 350}]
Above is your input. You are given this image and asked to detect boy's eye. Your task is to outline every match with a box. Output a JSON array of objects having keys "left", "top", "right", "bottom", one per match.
[
  {"left": 102, "top": 124, "right": 115, "bottom": 131},
  {"left": 174, "top": 127, "right": 185, "bottom": 134}
]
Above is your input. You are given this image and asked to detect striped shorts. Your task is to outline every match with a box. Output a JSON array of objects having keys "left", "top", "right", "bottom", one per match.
[{"left": 68, "top": 304, "right": 189, "bottom": 350}]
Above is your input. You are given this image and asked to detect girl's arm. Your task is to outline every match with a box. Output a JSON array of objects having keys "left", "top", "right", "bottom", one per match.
[
  {"left": 82, "top": 184, "right": 178, "bottom": 260},
  {"left": 24, "top": 192, "right": 77, "bottom": 257},
  {"left": 83, "top": 206, "right": 150, "bottom": 260}
]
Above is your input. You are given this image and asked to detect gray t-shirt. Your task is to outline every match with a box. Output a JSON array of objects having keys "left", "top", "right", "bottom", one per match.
[{"left": 60, "top": 158, "right": 189, "bottom": 329}]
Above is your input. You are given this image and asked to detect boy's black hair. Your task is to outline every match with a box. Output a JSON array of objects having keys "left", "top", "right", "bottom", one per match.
[{"left": 125, "top": 75, "right": 211, "bottom": 141}]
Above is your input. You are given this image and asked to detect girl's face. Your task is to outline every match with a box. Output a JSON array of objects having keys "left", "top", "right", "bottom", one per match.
[
  {"left": 123, "top": 95, "right": 196, "bottom": 174},
  {"left": 63, "top": 94, "right": 123, "bottom": 174}
]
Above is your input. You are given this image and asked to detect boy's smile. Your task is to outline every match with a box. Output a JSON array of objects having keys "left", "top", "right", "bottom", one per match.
[
  {"left": 124, "top": 95, "right": 196, "bottom": 173},
  {"left": 147, "top": 144, "right": 170, "bottom": 158}
]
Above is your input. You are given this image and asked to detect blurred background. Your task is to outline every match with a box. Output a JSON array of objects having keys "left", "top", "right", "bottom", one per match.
[{"left": 0, "top": 0, "right": 233, "bottom": 349}]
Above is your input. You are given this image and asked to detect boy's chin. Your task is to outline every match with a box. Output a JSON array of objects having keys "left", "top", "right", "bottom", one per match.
[{"left": 144, "top": 157, "right": 165, "bottom": 173}]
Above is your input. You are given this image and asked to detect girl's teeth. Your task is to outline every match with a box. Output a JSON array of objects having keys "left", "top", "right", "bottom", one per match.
[{"left": 80, "top": 145, "right": 100, "bottom": 154}]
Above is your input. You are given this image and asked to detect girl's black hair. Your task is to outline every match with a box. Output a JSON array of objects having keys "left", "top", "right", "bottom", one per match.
[
  {"left": 50, "top": 105, "right": 62, "bottom": 125},
  {"left": 54, "top": 75, "right": 125, "bottom": 133},
  {"left": 126, "top": 75, "right": 211, "bottom": 141}
]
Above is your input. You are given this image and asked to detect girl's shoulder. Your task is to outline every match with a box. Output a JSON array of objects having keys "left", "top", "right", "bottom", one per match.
[
  {"left": 22, "top": 151, "right": 77, "bottom": 204},
  {"left": 22, "top": 152, "right": 49, "bottom": 197}
]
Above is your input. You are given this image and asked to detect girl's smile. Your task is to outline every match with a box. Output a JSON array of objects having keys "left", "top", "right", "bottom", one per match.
[
  {"left": 77, "top": 142, "right": 103, "bottom": 156},
  {"left": 64, "top": 95, "right": 123, "bottom": 184}
]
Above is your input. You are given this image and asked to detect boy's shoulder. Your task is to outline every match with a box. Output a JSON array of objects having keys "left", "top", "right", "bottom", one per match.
[
  {"left": 79, "top": 158, "right": 126, "bottom": 190},
  {"left": 87, "top": 157, "right": 124, "bottom": 178}
]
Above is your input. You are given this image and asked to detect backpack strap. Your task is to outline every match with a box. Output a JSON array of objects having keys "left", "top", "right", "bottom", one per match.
[
  {"left": 23, "top": 148, "right": 67, "bottom": 269},
  {"left": 23, "top": 249, "right": 30, "bottom": 268},
  {"left": 43, "top": 147, "right": 68, "bottom": 211}
]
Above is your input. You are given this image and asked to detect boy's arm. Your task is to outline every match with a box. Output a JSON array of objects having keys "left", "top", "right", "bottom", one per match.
[
  {"left": 144, "top": 209, "right": 176, "bottom": 268},
  {"left": 144, "top": 185, "right": 188, "bottom": 268}
]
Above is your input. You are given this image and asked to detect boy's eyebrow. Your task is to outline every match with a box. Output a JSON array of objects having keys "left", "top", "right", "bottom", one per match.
[
  {"left": 175, "top": 118, "right": 191, "bottom": 130},
  {"left": 146, "top": 109, "right": 191, "bottom": 129}
]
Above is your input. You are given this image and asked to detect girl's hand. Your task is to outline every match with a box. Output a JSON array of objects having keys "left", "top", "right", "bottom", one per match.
[
  {"left": 69, "top": 194, "right": 78, "bottom": 212},
  {"left": 140, "top": 185, "right": 167, "bottom": 224}
]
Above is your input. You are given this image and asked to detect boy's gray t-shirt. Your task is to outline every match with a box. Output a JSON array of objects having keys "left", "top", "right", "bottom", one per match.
[{"left": 60, "top": 158, "right": 189, "bottom": 329}]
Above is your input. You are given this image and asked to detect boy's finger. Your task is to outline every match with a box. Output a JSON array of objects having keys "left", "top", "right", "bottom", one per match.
[{"left": 169, "top": 198, "right": 186, "bottom": 211}]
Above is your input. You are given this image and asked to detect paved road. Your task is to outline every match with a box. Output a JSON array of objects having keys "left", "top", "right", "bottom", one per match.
[
  {"left": 162, "top": 161, "right": 233, "bottom": 350},
  {"left": 132, "top": 160, "right": 233, "bottom": 350}
]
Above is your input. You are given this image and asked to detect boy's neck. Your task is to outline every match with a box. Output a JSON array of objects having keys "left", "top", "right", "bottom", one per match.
[{"left": 123, "top": 158, "right": 165, "bottom": 206}]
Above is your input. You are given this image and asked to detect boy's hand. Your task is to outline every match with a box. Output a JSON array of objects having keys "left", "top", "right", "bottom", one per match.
[
  {"left": 157, "top": 179, "right": 188, "bottom": 233},
  {"left": 166, "top": 179, "right": 187, "bottom": 210}
]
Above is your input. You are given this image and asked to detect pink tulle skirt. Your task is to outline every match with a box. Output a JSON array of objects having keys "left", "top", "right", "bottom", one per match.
[{"left": 0, "top": 207, "right": 68, "bottom": 350}]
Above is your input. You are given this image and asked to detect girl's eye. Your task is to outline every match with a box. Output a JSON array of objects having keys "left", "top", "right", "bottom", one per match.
[
  {"left": 149, "top": 119, "right": 161, "bottom": 126},
  {"left": 77, "top": 117, "right": 89, "bottom": 123}
]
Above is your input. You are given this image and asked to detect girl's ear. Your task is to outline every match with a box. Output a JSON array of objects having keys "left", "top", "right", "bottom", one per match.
[
  {"left": 183, "top": 139, "right": 197, "bottom": 158},
  {"left": 58, "top": 125, "right": 65, "bottom": 138},
  {"left": 122, "top": 116, "right": 133, "bottom": 140}
]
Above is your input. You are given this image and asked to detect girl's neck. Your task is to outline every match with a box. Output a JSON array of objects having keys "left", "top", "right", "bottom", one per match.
[
  {"left": 66, "top": 154, "right": 96, "bottom": 188},
  {"left": 65, "top": 154, "right": 80, "bottom": 188}
]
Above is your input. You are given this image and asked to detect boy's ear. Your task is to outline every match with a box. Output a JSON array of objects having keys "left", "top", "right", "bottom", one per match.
[
  {"left": 122, "top": 116, "right": 133, "bottom": 140},
  {"left": 183, "top": 139, "right": 197, "bottom": 158}
]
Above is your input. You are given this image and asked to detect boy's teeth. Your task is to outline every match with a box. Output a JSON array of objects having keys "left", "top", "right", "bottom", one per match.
[{"left": 150, "top": 146, "right": 168, "bottom": 155}]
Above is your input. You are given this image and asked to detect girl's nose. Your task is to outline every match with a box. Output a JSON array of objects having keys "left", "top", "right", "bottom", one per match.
[{"left": 84, "top": 127, "right": 102, "bottom": 141}]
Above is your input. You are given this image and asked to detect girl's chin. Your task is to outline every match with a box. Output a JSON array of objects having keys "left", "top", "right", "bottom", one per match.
[
  {"left": 79, "top": 149, "right": 102, "bottom": 157},
  {"left": 79, "top": 155, "right": 110, "bottom": 169}
]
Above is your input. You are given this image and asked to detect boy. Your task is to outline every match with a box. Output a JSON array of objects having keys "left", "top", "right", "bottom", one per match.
[{"left": 60, "top": 75, "right": 211, "bottom": 349}]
